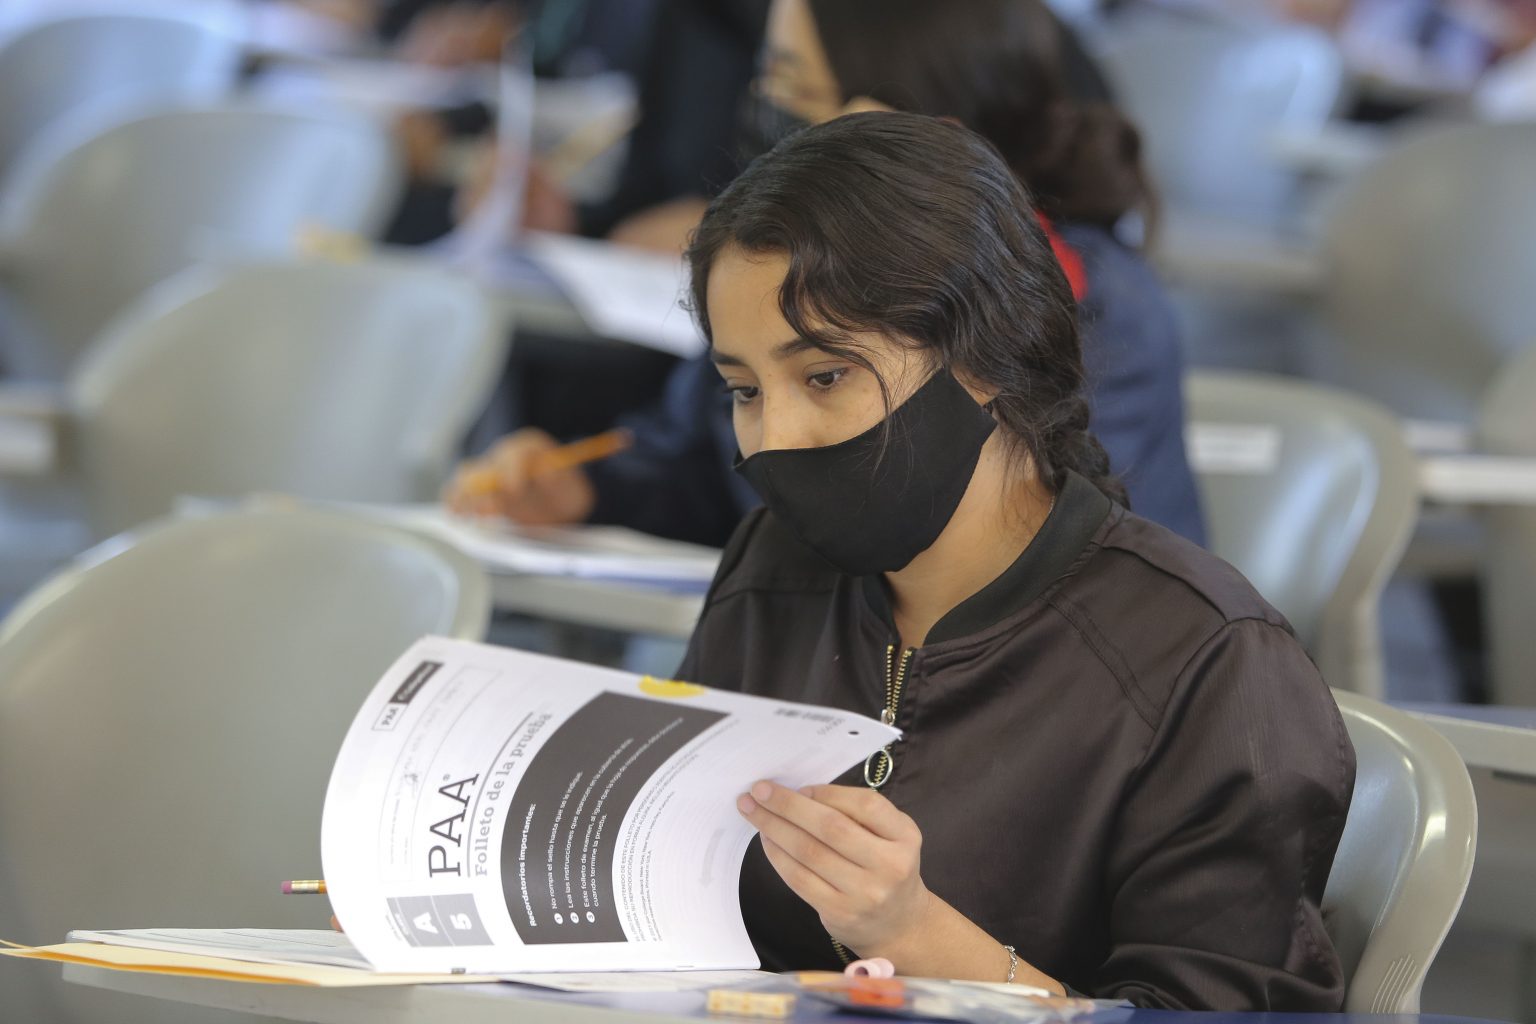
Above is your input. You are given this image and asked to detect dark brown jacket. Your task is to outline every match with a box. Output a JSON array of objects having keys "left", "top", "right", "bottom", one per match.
[{"left": 678, "top": 472, "right": 1354, "bottom": 1011}]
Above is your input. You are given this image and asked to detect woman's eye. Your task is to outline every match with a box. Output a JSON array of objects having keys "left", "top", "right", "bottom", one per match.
[
  {"left": 807, "top": 368, "right": 847, "bottom": 391},
  {"left": 726, "top": 384, "right": 761, "bottom": 405}
]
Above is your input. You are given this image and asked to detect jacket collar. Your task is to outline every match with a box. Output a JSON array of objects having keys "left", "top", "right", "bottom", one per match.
[{"left": 860, "top": 471, "right": 1112, "bottom": 646}]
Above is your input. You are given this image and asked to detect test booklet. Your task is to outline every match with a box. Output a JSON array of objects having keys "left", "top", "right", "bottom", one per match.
[{"left": 321, "top": 637, "right": 898, "bottom": 974}]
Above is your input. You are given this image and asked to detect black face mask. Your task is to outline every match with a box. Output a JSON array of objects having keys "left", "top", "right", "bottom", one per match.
[
  {"left": 737, "top": 92, "right": 814, "bottom": 166},
  {"left": 734, "top": 369, "right": 997, "bottom": 576}
]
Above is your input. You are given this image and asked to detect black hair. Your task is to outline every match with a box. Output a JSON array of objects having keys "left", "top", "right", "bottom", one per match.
[
  {"left": 687, "top": 111, "right": 1124, "bottom": 505},
  {"left": 803, "top": 0, "right": 1151, "bottom": 229}
]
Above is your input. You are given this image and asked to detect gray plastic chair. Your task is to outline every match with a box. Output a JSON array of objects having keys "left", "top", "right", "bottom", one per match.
[
  {"left": 1187, "top": 372, "right": 1419, "bottom": 697},
  {"left": 1323, "top": 690, "right": 1477, "bottom": 1013},
  {"left": 1478, "top": 343, "right": 1536, "bottom": 707},
  {"left": 0, "top": 103, "right": 402, "bottom": 379},
  {"left": 1094, "top": 9, "right": 1344, "bottom": 229},
  {"left": 0, "top": 256, "right": 507, "bottom": 608},
  {"left": 0, "top": 507, "right": 489, "bottom": 1024},
  {"left": 66, "top": 257, "right": 508, "bottom": 540},
  {"left": 1310, "top": 122, "right": 1536, "bottom": 425},
  {"left": 0, "top": 12, "right": 240, "bottom": 192}
]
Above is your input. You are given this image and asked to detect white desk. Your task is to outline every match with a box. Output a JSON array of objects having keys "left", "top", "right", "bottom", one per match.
[
  {"left": 60, "top": 961, "right": 1519, "bottom": 1024},
  {"left": 1149, "top": 215, "right": 1327, "bottom": 298},
  {"left": 1393, "top": 702, "right": 1536, "bottom": 782},
  {"left": 489, "top": 572, "right": 703, "bottom": 639},
  {"left": 62, "top": 964, "right": 699, "bottom": 1024}
]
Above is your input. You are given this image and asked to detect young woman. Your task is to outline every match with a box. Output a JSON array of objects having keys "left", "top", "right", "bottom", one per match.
[
  {"left": 680, "top": 111, "right": 1353, "bottom": 1012},
  {"left": 448, "top": 0, "right": 1206, "bottom": 548}
]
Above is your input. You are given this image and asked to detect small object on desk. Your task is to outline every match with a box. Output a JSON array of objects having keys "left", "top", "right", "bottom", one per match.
[
  {"left": 845, "top": 956, "right": 897, "bottom": 978},
  {"left": 294, "top": 224, "right": 368, "bottom": 263},
  {"left": 280, "top": 880, "right": 327, "bottom": 896},
  {"left": 706, "top": 987, "right": 797, "bottom": 1018}
]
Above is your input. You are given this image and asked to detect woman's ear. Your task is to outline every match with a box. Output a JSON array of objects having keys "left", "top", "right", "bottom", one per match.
[
  {"left": 840, "top": 95, "right": 894, "bottom": 116},
  {"left": 952, "top": 370, "right": 999, "bottom": 410}
]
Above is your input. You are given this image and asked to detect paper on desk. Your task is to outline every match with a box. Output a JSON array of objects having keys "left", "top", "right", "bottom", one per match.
[
  {"left": 322, "top": 637, "right": 898, "bottom": 974},
  {"left": 379, "top": 505, "right": 721, "bottom": 587},
  {"left": 59, "top": 929, "right": 769, "bottom": 992},
  {"left": 524, "top": 232, "right": 705, "bottom": 357},
  {"left": 501, "top": 969, "right": 770, "bottom": 992},
  {"left": 0, "top": 941, "right": 501, "bottom": 987},
  {"left": 252, "top": 58, "right": 494, "bottom": 113},
  {"left": 67, "top": 928, "right": 371, "bottom": 970}
]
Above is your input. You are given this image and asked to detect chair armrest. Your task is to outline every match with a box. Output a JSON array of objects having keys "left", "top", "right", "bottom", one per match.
[{"left": 0, "top": 385, "right": 65, "bottom": 475}]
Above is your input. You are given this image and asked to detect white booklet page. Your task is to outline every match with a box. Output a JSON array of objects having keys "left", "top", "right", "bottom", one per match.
[{"left": 322, "top": 637, "right": 897, "bottom": 974}]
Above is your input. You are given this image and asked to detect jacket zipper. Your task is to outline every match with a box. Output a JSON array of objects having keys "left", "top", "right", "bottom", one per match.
[
  {"left": 864, "top": 644, "right": 914, "bottom": 788},
  {"left": 832, "top": 642, "right": 917, "bottom": 965}
]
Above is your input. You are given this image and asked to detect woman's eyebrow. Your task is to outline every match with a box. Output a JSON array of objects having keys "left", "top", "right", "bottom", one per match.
[{"left": 710, "top": 337, "right": 818, "bottom": 367}]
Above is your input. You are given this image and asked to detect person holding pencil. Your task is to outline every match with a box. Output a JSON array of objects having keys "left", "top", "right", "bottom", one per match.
[
  {"left": 451, "top": 428, "right": 632, "bottom": 524},
  {"left": 670, "top": 112, "right": 1352, "bottom": 1010}
]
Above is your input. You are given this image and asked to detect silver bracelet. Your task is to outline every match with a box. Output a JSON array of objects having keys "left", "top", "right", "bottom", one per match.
[{"left": 1002, "top": 944, "right": 1018, "bottom": 984}]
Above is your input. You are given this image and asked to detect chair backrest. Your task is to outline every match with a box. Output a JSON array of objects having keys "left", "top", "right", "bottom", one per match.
[
  {"left": 1186, "top": 372, "right": 1418, "bottom": 697},
  {"left": 1323, "top": 690, "right": 1477, "bottom": 1013},
  {"left": 0, "top": 11, "right": 240, "bottom": 191},
  {"left": 1477, "top": 343, "right": 1536, "bottom": 705},
  {"left": 1315, "top": 121, "right": 1536, "bottom": 424},
  {"left": 0, "top": 103, "right": 401, "bottom": 379},
  {"left": 1094, "top": 10, "right": 1343, "bottom": 228},
  {"left": 64, "top": 257, "right": 508, "bottom": 540},
  {"left": 0, "top": 507, "right": 489, "bottom": 1024}
]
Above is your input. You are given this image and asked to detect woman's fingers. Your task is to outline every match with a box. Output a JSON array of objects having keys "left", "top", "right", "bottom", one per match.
[
  {"left": 758, "top": 834, "right": 844, "bottom": 909},
  {"left": 798, "top": 783, "right": 917, "bottom": 844},
  {"left": 738, "top": 788, "right": 867, "bottom": 891}
]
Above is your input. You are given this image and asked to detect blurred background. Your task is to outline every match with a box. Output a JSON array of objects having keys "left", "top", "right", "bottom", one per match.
[{"left": 0, "top": 1, "right": 1533, "bottom": 1021}]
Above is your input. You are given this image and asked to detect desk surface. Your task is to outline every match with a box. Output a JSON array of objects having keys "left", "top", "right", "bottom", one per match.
[
  {"left": 489, "top": 572, "right": 704, "bottom": 639},
  {"left": 1394, "top": 701, "right": 1536, "bottom": 781},
  {"left": 62, "top": 963, "right": 1514, "bottom": 1024}
]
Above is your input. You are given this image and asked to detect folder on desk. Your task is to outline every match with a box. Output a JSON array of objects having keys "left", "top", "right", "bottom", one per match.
[
  {"left": 4, "top": 928, "right": 771, "bottom": 991},
  {"left": 1, "top": 931, "right": 499, "bottom": 987}
]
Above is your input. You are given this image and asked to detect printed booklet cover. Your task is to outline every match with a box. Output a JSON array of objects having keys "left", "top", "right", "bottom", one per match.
[{"left": 321, "top": 637, "right": 898, "bottom": 974}]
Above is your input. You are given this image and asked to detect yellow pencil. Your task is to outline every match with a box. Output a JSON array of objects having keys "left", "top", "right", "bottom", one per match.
[{"left": 460, "top": 428, "right": 633, "bottom": 497}]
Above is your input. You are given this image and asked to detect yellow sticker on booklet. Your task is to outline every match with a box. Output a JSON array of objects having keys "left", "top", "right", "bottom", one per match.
[{"left": 637, "top": 676, "right": 708, "bottom": 698}]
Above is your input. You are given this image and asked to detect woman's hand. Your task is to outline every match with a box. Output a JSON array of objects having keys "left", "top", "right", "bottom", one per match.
[
  {"left": 736, "top": 781, "right": 932, "bottom": 959},
  {"left": 442, "top": 429, "right": 597, "bottom": 526}
]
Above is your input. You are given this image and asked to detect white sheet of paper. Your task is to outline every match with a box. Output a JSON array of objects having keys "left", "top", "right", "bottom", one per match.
[
  {"left": 63, "top": 930, "right": 769, "bottom": 990},
  {"left": 524, "top": 232, "right": 704, "bottom": 357},
  {"left": 323, "top": 638, "right": 897, "bottom": 974},
  {"left": 252, "top": 59, "right": 492, "bottom": 114},
  {"left": 369, "top": 505, "right": 722, "bottom": 586},
  {"left": 500, "top": 969, "right": 771, "bottom": 992}
]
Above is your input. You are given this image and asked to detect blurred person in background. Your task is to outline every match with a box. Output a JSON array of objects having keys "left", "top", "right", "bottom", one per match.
[{"left": 447, "top": 0, "right": 1208, "bottom": 548}]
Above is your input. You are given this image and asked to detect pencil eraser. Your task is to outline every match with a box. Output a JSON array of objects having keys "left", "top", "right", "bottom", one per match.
[{"left": 705, "top": 989, "right": 794, "bottom": 1018}]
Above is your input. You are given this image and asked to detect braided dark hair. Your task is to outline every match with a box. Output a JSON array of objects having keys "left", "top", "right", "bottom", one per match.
[{"left": 686, "top": 111, "right": 1124, "bottom": 505}]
